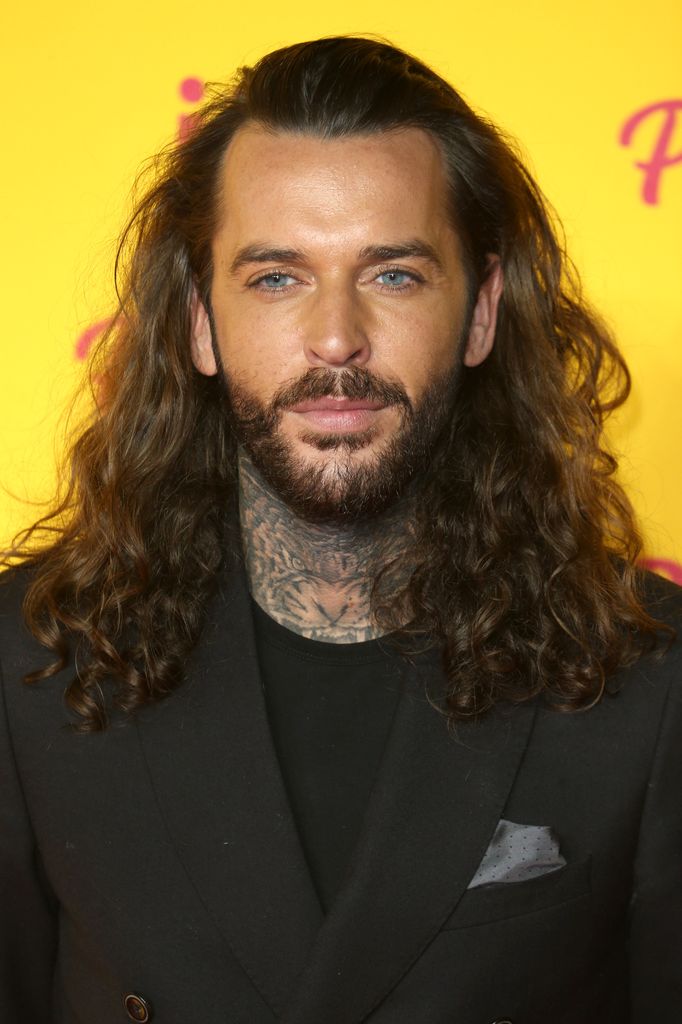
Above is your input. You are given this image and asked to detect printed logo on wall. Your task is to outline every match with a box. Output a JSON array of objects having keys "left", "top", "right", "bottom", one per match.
[{"left": 620, "top": 99, "right": 682, "bottom": 204}]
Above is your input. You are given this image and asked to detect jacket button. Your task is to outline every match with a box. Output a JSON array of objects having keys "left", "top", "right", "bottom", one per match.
[{"left": 123, "top": 993, "right": 152, "bottom": 1022}]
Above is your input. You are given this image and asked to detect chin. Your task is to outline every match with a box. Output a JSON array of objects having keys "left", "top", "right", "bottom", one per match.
[
  {"left": 257, "top": 441, "right": 413, "bottom": 526},
  {"left": 297, "top": 430, "right": 381, "bottom": 456}
]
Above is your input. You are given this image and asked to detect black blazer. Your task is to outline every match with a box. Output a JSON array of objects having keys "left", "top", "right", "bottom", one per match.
[{"left": 1, "top": 564, "right": 681, "bottom": 1024}]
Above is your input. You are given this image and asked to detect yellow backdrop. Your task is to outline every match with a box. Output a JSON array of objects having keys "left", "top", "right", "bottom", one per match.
[{"left": 2, "top": 1, "right": 681, "bottom": 581}]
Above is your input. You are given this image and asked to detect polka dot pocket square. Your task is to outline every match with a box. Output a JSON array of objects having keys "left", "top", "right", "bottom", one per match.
[{"left": 467, "top": 819, "right": 567, "bottom": 888}]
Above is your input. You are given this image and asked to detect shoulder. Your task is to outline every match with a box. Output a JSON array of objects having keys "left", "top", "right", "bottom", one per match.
[
  {"left": 576, "top": 568, "right": 682, "bottom": 754},
  {"left": 0, "top": 563, "right": 39, "bottom": 652},
  {"left": 0, "top": 562, "right": 72, "bottom": 730},
  {"left": 532, "top": 568, "right": 682, "bottom": 747},
  {"left": 633, "top": 567, "right": 682, "bottom": 693},
  {"left": 0, "top": 562, "right": 47, "bottom": 659},
  {"left": 638, "top": 564, "right": 682, "bottom": 626},
  {"left": 0, "top": 561, "right": 32, "bottom": 607}
]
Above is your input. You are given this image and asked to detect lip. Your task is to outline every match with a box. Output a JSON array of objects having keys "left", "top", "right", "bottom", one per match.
[
  {"left": 288, "top": 398, "right": 387, "bottom": 413},
  {"left": 287, "top": 397, "right": 388, "bottom": 432}
]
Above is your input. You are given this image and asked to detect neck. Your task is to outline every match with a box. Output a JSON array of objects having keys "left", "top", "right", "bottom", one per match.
[{"left": 238, "top": 452, "right": 413, "bottom": 642}]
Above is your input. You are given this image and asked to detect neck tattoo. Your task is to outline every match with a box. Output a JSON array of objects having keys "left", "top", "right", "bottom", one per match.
[{"left": 238, "top": 452, "right": 413, "bottom": 643}]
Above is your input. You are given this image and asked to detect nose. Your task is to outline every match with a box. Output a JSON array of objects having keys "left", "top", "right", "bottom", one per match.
[{"left": 304, "top": 281, "right": 371, "bottom": 367}]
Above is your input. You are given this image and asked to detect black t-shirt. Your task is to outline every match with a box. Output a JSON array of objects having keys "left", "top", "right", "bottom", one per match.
[{"left": 251, "top": 598, "right": 405, "bottom": 912}]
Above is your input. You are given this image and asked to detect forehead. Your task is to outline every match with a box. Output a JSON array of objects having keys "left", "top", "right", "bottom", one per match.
[{"left": 213, "top": 125, "right": 454, "bottom": 245}]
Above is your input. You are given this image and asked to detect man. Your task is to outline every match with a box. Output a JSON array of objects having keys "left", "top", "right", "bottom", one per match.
[{"left": 1, "top": 35, "right": 680, "bottom": 1024}]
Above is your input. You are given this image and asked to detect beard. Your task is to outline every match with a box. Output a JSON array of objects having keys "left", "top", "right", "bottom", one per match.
[{"left": 218, "top": 358, "right": 463, "bottom": 526}]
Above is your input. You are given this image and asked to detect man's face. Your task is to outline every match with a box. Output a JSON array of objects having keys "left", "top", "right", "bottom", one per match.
[{"left": 192, "top": 125, "right": 502, "bottom": 522}]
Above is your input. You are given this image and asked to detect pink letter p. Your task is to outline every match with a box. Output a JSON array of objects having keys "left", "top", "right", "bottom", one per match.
[{"left": 620, "top": 100, "right": 682, "bottom": 205}]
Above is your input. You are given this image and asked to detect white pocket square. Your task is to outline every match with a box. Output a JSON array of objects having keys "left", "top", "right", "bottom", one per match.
[{"left": 468, "top": 819, "right": 567, "bottom": 889}]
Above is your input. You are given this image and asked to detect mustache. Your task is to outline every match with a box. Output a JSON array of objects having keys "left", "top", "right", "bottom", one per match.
[{"left": 272, "top": 367, "right": 411, "bottom": 413}]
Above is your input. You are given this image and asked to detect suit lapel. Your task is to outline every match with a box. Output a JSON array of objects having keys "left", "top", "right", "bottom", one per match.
[
  {"left": 137, "top": 559, "right": 538, "bottom": 1024},
  {"left": 282, "top": 652, "right": 538, "bottom": 1024},
  {"left": 136, "top": 565, "right": 323, "bottom": 1017}
]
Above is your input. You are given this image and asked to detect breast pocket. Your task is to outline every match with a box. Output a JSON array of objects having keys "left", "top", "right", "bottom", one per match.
[{"left": 439, "top": 855, "right": 593, "bottom": 930}]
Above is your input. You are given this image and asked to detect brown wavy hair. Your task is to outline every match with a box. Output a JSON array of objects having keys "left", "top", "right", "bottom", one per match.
[{"left": 8, "top": 36, "right": 668, "bottom": 730}]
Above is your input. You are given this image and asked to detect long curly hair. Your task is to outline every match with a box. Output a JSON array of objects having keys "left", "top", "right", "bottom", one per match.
[{"left": 8, "top": 36, "right": 668, "bottom": 729}]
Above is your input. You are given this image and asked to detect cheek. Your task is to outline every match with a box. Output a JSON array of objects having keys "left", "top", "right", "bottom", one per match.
[
  {"left": 383, "top": 311, "right": 461, "bottom": 402},
  {"left": 214, "top": 303, "right": 299, "bottom": 397}
]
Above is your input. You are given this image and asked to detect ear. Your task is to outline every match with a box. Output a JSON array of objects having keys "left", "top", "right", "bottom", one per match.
[
  {"left": 463, "top": 255, "right": 504, "bottom": 368},
  {"left": 190, "top": 286, "right": 218, "bottom": 377}
]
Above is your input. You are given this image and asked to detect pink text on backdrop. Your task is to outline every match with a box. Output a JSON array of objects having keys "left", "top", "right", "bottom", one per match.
[
  {"left": 75, "top": 78, "right": 206, "bottom": 362},
  {"left": 639, "top": 557, "right": 682, "bottom": 587},
  {"left": 620, "top": 99, "right": 682, "bottom": 205},
  {"left": 75, "top": 318, "right": 114, "bottom": 361},
  {"left": 178, "top": 77, "right": 205, "bottom": 141}
]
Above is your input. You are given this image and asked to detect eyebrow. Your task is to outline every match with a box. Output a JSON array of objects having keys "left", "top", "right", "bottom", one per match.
[
  {"left": 229, "top": 245, "right": 306, "bottom": 274},
  {"left": 228, "top": 239, "right": 444, "bottom": 275},
  {"left": 357, "top": 241, "right": 444, "bottom": 272}
]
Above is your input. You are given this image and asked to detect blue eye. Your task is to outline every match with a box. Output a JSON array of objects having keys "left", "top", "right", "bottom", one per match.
[
  {"left": 376, "top": 270, "right": 414, "bottom": 288},
  {"left": 256, "top": 272, "right": 296, "bottom": 289}
]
